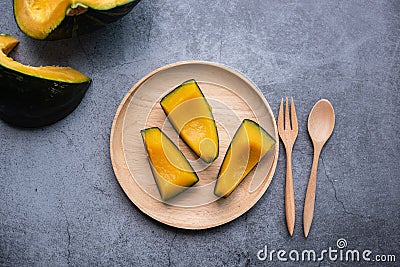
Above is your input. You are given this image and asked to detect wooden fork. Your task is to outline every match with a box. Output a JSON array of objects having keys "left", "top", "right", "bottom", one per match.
[{"left": 278, "top": 97, "right": 298, "bottom": 236}]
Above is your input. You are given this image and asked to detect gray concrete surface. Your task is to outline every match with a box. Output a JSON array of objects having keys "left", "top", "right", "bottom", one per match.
[{"left": 1, "top": 0, "right": 399, "bottom": 266}]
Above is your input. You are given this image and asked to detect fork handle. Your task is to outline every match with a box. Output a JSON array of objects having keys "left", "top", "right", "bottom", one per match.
[
  {"left": 285, "top": 147, "right": 295, "bottom": 236},
  {"left": 303, "top": 146, "right": 321, "bottom": 237}
]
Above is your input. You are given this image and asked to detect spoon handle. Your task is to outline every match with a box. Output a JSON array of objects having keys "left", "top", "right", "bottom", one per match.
[
  {"left": 285, "top": 146, "right": 295, "bottom": 236},
  {"left": 303, "top": 146, "right": 321, "bottom": 237}
]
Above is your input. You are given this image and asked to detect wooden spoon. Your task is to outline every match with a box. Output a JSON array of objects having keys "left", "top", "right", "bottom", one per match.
[{"left": 303, "top": 99, "right": 335, "bottom": 237}]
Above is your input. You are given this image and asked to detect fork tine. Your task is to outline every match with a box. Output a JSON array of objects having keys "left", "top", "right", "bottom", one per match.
[
  {"left": 278, "top": 98, "right": 284, "bottom": 133},
  {"left": 291, "top": 97, "right": 298, "bottom": 132},
  {"left": 285, "top": 97, "right": 291, "bottom": 130}
]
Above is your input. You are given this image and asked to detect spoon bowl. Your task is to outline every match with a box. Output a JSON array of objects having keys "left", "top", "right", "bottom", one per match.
[{"left": 308, "top": 99, "right": 335, "bottom": 144}]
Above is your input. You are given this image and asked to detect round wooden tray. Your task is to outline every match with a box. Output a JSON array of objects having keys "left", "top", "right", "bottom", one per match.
[{"left": 110, "top": 61, "right": 278, "bottom": 229}]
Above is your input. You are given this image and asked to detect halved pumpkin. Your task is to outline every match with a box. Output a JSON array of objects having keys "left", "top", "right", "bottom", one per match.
[
  {"left": 214, "top": 119, "right": 276, "bottom": 198},
  {"left": 14, "top": 0, "right": 141, "bottom": 40},
  {"left": 160, "top": 79, "right": 219, "bottom": 163},
  {"left": 0, "top": 34, "right": 91, "bottom": 127},
  {"left": 141, "top": 127, "right": 199, "bottom": 201}
]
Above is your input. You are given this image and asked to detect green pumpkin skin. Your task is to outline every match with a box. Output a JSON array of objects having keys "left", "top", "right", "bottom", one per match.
[
  {"left": 0, "top": 65, "right": 91, "bottom": 127},
  {"left": 0, "top": 34, "right": 91, "bottom": 127}
]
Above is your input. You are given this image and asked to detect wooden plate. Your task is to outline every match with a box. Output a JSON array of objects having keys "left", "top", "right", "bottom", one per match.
[{"left": 110, "top": 61, "right": 278, "bottom": 229}]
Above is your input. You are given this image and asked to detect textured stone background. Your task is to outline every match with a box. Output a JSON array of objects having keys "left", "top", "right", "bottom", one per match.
[{"left": 1, "top": 0, "right": 399, "bottom": 266}]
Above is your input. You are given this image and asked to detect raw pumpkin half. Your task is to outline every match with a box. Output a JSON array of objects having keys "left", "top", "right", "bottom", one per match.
[
  {"left": 0, "top": 34, "right": 91, "bottom": 127},
  {"left": 14, "top": 0, "right": 141, "bottom": 40}
]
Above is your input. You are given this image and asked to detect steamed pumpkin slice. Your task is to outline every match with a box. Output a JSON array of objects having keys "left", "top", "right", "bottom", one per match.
[
  {"left": 141, "top": 127, "right": 199, "bottom": 201},
  {"left": 214, "top": 119, "right": 276, "bottom": 198},
  {"left": 0, "top": 34, "right": 91, "bottom": 127},
  {"left": 14, "top": 0, "right": 141, "bottom": 40},
  {"left": 160, "top": 79, "right": 219, "bottom": 163}
]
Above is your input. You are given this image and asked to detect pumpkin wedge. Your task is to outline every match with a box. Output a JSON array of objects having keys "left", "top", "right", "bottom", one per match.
[
  {"left": 160, "top": 79, "right": 219, "bottom": 163},
  {"left": 14, "top": 0, "right": 141, "bottom": 40},
  {"left": 214, "top": 119, "right": 276, "bottom": 198},
  {"left": 141, "top": 127, "right": 199, "bottom": 201},
  {"left": 0, "top": 34, "right": 91, "bottom": 127}
]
